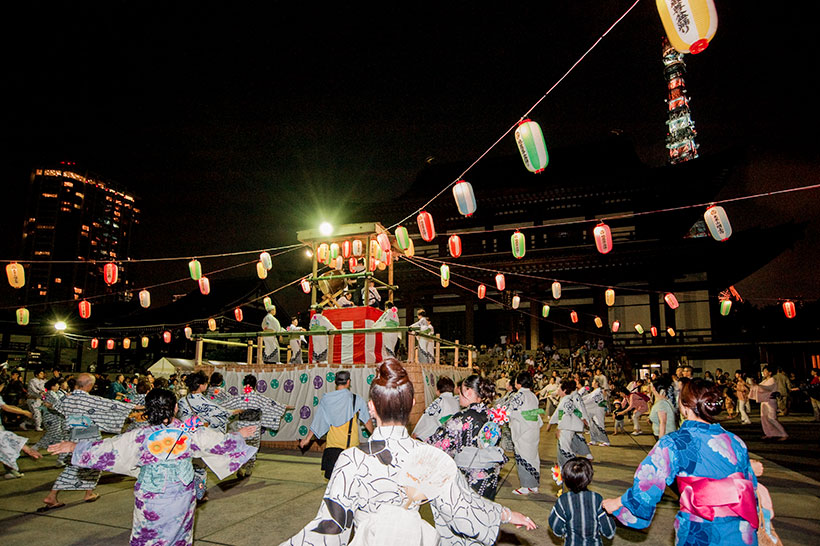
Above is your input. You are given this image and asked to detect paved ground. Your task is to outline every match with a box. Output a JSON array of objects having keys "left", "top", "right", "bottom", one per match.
[{"left": 1, "top": 412, "right": 819, "bottom": 545}]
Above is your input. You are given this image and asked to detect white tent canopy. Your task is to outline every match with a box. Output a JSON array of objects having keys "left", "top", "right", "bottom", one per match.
[{"left": 147, "top": 357, "right": 196, "bottom": 378}]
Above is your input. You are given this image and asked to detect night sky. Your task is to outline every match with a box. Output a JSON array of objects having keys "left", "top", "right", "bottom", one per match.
[{"left": 3, "top": 2, "right": 818, "bottom": 308}]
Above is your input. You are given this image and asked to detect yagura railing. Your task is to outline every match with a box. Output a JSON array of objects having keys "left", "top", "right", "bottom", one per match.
[{"left": 194, "top": 327, "right": 477, "bottom": 367}]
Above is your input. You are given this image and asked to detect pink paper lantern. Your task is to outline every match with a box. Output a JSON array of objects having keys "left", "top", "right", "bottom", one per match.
[{"left": 593, "top": 223, "right": 613, "bottom": 254}]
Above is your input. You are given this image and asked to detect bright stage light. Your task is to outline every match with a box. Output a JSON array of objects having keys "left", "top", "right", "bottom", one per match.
[{"left": 319, "top": 222, "right": 333, "bottom": 236}]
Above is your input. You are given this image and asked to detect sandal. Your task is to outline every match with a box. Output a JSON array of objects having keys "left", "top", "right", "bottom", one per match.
[
  {"left": 37, "top": 502, "right": 65, "bottom": 513},
  {"left": 84, "top": 494, "right": 100, "bottom": 503}
]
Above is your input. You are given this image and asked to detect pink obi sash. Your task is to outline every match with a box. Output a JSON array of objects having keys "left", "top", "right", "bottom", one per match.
[{"left": 677, "top": 473, "right": 759, "bottom": 528}]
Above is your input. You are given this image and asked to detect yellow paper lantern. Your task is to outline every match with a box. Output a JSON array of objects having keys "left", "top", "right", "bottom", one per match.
[{"left": 6, "top": 263, "right": 25, "bottom": 289}]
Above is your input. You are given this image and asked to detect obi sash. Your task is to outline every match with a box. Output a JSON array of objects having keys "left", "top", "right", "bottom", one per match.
[
  {"left": 138, "top": 459, "right": 194, "bottom": 493},
  {"left": 677, "top": 472, "right": 758, "bottom": 528}
]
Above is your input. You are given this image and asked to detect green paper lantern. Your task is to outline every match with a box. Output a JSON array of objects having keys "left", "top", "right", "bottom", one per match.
[{"left": 511, "top": 231, "right": 526, "bottom": 259}]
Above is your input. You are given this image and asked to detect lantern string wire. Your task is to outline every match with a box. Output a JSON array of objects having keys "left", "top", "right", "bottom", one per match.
[
  {"left": 387, "top": 0, "right": 643, "bottom": 231},
  {"left": 403, "top": 255, "right": 610, "bottom": 337}
]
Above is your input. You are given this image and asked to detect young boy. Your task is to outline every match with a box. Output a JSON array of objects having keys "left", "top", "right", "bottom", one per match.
[
  {"left": 546, "top": 379, "right": 592, "bottom": 467},
  {"left": 612, "top": 401, "right": 625, "bottom": 435},
  {"left": 548, "top": 457, "right": 616, "bottom": 545}
]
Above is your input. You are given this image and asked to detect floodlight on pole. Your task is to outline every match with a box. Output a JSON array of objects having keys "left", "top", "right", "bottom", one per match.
[
  {"left": 54, "top": 321, "right": 67, "bottom": 331},
  {"left": 319, "top": 222, "right": 333, "bottom": 237}
]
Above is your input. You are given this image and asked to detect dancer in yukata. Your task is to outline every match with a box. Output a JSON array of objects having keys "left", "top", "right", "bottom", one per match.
[
  {"left": 411, "top": 309, "right": 435, "bottom": 363},
  {"left": 751, "top": 367, "right": 789, "bottom": 441},
  {"left": 262, "top": 306, "right": 283, "bottom": 364},
  {"left": 287, "top": 317, "right": 306, "bottom": 364},
  {"left": 582, "top": 379, "right": 610, "bottom": 447},
  {"left": 603, "top": 379, "right": 760, "bottom": 546},
  {"left": 507, "top": 372, "right": 544, "bottom": 496},
  {"left": 33, "top": 378, "right": 69, "bottom": 455},
  {"left": 1, "top": 394, "right": 42, "bottom": 479},
  {"left": 49, "top": 388, "right": 257, "bottom": 546},
  {"left": 281, "top": 359, "right": 537, "bottom": 546},
  {"left": 546, "top": 379, "right": 592, "bottom": 469},
  {"left": 222, "top": 374, "right": 289, "bottom": 477},
  {"left": 427, "top": 375, "right": 507, "bottom": 501},
  {"left": 40, "top": 373, "right": 136, "bottom": 511},
  {"left": 373, "top": 302, "right": 401, "bottom": 359},
  {"left": 309, "top": 307, "right": 335, "bottom": 363},
  {"left": 413, "top": 376, "right": 461, "bottom": 442}
]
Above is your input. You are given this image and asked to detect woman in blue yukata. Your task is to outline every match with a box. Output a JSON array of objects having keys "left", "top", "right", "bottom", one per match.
[
  {"left": 602, "top": 378, "right": 760, "bottom": 545},
  {"left": 49, "top": 388, "right": 257, "bottom": 546}
]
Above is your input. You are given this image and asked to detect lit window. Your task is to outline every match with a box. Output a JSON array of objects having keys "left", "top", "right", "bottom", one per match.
[
  {"left": 74, "top": 287, "right": 83, "bottom": 294},
  {"left": 39, "top": 290, "right": 47, "bottom": 296},
  {"left": 63, "top": 181, "right": 73, "bottom": 188},
  {"left": 54, "top": 278, "right": 62, "bottom": 284},
  {"left": 42, "top": 193, "right": 58, "bottom": 198}
]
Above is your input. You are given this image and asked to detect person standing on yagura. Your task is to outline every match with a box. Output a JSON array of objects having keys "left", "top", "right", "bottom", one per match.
[
  {"left": 299, "top": 370, "right": 373, "bottom": 479},
  {"left": 262, "top": 306, "right": 283, "bottom": 364}
]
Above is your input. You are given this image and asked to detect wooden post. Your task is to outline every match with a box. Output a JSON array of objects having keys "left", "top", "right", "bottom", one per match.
[
  {"left": 408, "top": 333, "right": 417, "bottom": 363},
  {"left": 468, "top": 348, "right": 473, "bottom": 369},
  {"left": 435, "top": 334, "right": 441, "bottom": 364},
  {"left": 256, "top": 335, "right": 263, "bottom": 366},
  {"left": 388, "top": 257, "right": 394, "bottom": 303},
  {"left": 310, "top": 244, "right": 318, "bottom": 309},
  {"left": 246, "top": 340, "right": 253, "bottom": 366},
  {"left": 195, "top": 338, "right": 203, "bottom": 367},
  {"left": 328, "top": 333, "right": 335, "bottom": 364}
]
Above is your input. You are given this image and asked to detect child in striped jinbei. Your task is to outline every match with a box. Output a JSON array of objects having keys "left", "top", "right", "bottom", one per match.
[{"left": 548, "top": 457, "right": 615, "bottom": 546}]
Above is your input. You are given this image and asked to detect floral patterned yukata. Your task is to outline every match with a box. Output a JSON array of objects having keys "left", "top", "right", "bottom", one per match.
[
  {"left": 70, "top": 419, "right": 256, "bottom": 546},
  {"left": 281, "top": 426, "right": 503, "bottom": 546},
  {"left": 427, "top": 403, "right": 507, "bottom": 500},
  {"left": 612, "top": 420, "right": 759, "bottom": 545},
  {"left": 0, "top": 395, "right": 30, "bottom": 471}
]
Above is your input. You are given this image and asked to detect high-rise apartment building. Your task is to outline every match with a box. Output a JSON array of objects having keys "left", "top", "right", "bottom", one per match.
[{"left": 20, "top": 162, "right": 139, "bottom": 305}]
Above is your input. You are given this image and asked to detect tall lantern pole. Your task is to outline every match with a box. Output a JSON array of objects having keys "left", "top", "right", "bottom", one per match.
[{"left": 310, "top": 244, "right": 318, "bottom": 309}]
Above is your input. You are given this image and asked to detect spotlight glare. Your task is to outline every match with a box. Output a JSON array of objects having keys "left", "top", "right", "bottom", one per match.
[{"left": 319, "top": 222, "right": 333, "bottom": 236}]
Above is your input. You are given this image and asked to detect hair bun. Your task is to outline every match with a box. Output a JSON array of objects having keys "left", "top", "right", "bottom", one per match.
[{"left": 375, "top": 358, "right": 410, "bottom": 388}]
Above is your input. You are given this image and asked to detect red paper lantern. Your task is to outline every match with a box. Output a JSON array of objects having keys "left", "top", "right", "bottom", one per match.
[
  {"left": 783, "top": 300, "right": 796, "bottom": 319},
  {"left": 417, "top": 211, "right": 436, "bottom": 242},
  {"left": 300, "top": 278, "right": 311, "bottom": 294},
  {"left": 495, "top": 273, "right": 505, "bottom": 291},
  {"left": 234, "top": 307, "right": 244, "bottom": 322},
  {"left": 369, "top": 257, "right": 377, "bottom": 272},
  {"left": 477, "top": 284, "right": 486, "bottom": 299},
  {"left": 342, "top": 240, "right": 352, "bottom": 258},
  {"left": 78, "top": 300, "right": 92, "bottom": 319},
  {"left": 664, "top": 292, "right": 679, "bottom": 309},
  {"left": 611, "top": 320, "right": 621, "bottom": 333},
  {"left": 593, "top": 223, "right": 613, "bottom": 254},
  {"left": 90, "top": 337, "right": 99, "bottom": 349},
  {"left": 348, "top": 257, "right": 358, "bottom": 272},
  {"left": 570, "top": 310, "right": 579, "bottom": 323},
  {"left": 163, "top": 330, "right": 172, "bottom": 344},
  {"left": 103, "top": 262, "right": 118, "bottom": 285},
  {"left": 448, "top": 234, "right": 462, "bottom": 258},
  {"left": 650, "top": 326, "right": 658, "bottom": 337},
  {"left": 106, "top": 339, "right": 115, "bottom": 350},
  {"left": 198, "top": 276, "right": 210, "bottom": 295}
]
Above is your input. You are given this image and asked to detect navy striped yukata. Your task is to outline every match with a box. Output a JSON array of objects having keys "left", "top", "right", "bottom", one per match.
[{"left": 548, "top": 490, "right": 616, "bottom": 546}]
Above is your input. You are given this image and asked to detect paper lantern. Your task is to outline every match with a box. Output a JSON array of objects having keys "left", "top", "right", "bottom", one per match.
[
  {"left": 90, "top": 337, "right": 99, "bottom": 349},
  {"left": 611, "top": 320, "right": 621, "bottom": 333},
  {"left": 352, "top": 239, "right": 364, "bottom": 257},
  {"left": 441, "top": 276, "right": 449, "bottom": 288},
  {"left": 184, "top": 326, "right": 193, "bottom": 340},
  {"left": 703, "top": 205, "right": 732, "bottom": 241},
  {"left": 514, "top": 119, "right": 549, "bottom": 173},
  {"left": 163, "top": 330, "right": 172, "bottom": 344},
  {"left": 234, "top": 307, "right": 244, "bottom": 322},
  {"left": 371, "top": 240, "right": 383, "bottom": 261},
  {"left": 106, "top": 339, "right": 115, "bottom": 350},
  {"left": 189, "top": 259, "right": 202, "bottom": 281},
  {"left": 369, "top": 256, "right": 377, "bottom": 272},
  {"left": 376, "top": 234, "right": 390, "bottom": 254},
  {"left": 208, "top": 318, "right": 217, "bottom": 331},
  {"left": 477, "top": 284, "right": 486, "bottom": 299},
  {"left": 79, "top": 300, "right": 91, "bottom": 319},
  {"left": 593, "top": 223, "right": 613, "bottom": 254},
  {"left": 439, "top": 264, "right": 450, "bottom": 283},
  {"left": 448, "top": 235, "right": 462, "bottom": 258},
  {"left": 141, "top": 336, "right": 149, "bottom": 348},
  {"left": 651, "top": 326, "right": 659, "bottom": 337},
  {"left": 123, "top": 337, "right": 132, "bottom": 349},
  {"left": 316, "top": 243, "right": 329, "bottom": 264},
  {"left": 656, "top": 0, "right": 718, "bottom": 55},
  {"left": 341, "top": 240, "right": 352, "bottom": 258},
  {"left": 394, "top": 227, "right": 410, "bottom": 251},
  {"left": 634, "top": 323, "right": 645, "bottom": 334},
  {"left": 198, "top": 276, "right": 210, "bottom": 295},
  {"left": 384, "top": 250, "right": 392, "bottom": 266},
  {"left": 594, "top": 316, "right": 603, "bottom": 328},
  {"left": 570, "top": 310, "right": 579, "bottom": 323},
  {"left": 417, "top": 211, "right": 436, "bottom": 242},
  {"left": 541, "top": 304, "right": 550, "bottom": 318},
  {"left": 452, "top": 180, "right": 477, "bottom": 216},
  {"left": 605, "top": 288, "right": 615, "bottom": 307},
  {"left": 377, "top": 260, "right": 386, "bottom": 271},
  {"left": 667, "top": 327, "right": 676, "bottom": 337},
  {"left": 139, "top": 289, "right": 151, "bottom": 308},
  {"left": 719, "top": 300, "right": 732, "bottom": 316},
  {"left": 16, "top": 307, "right": 29, "bottom": 326},
  {"left": 512, "top": 294, "right": 520, "bottom": 309},
  {"left": 325, "top": 243, "right": 338, "bottom": 260},
  {"left": 552, "top": 281, "right": 562, "bottom": 300},
  {"left": 6, "top": 263, "right": 25, "bottom": 288},
  {"left": 256, "top": 261, "right": 268, "bottom": 279},
  {"left": 511, "top": 231, "right": 526, "bottom": 259},
  {"left": 263, "top": 297, "right": 274, "bottom": 312},
  {"left": 783, "top": 300, "right": 796, "bottom": 319},
  {"left": 259, "top": 252, "right": 273, "bottom": 270},
  {"left": 664, "top": 292, "right": 680, "bottom": 309},
  {"left": 103, "top": 262, "right": 118, "bottom": 285},
  {"left": 404, "top": 239, "right": 415, "bottom": 257},
  {"left": 348, "top": 257, "right": 358, "bottom": 271},
  {"left": 495, "top": 273, "right": 505, "bottom": 291},
  {"left": 300, "top": 278, "right": 311, "bottom": 294}
]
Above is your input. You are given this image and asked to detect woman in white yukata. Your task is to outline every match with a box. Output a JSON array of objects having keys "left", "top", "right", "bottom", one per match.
[
  {"left": 412, "top": 376, "right": 461, "bottom": 442},
  {"left": 287, "top": 317, "right": 306, "bottom": 364},
  {"left": 507, "top": 372, "right": 544, "bottom": 495},
  {"left": 1, "top": 394, "right": 42, "bottom": 478},
  {"left": 582, "top": 378, "right": 610, "bottom": 446},
  {"left": 310, "top": 307, "right": 335, "bottom": 363},
  {"left": 546, "top": 379, "right": 592, "bottom": 469},
  {"left": 281, "top": 359, "right": 537, "bottom": 546},
  {"left": 751, "top": 367, "right": 788, "bottom": 441},
  {"left": 410, "top": 310, "right": 435, "bottom": 363},
  {"left": 49, "top": 388, "right": 257, "bottom": 546},
  {"left": 373, "top": 302, "right": 401, "bottom": 360}
]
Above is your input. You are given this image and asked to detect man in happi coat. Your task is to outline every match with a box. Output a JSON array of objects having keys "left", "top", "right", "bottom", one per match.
[
  {"left": 40, "top": 373, "right": 136, "bottom": 510},
  {"left": 261, "top": 307, "right": 283, "bottom": 364},
  {"left": 309, "top": 308, "right": 335, "bottom": 364}
]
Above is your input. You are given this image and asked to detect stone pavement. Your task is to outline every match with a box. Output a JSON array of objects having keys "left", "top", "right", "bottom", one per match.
[{"left": 1, "top": 414, "right": 819, "bottom": 545}]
